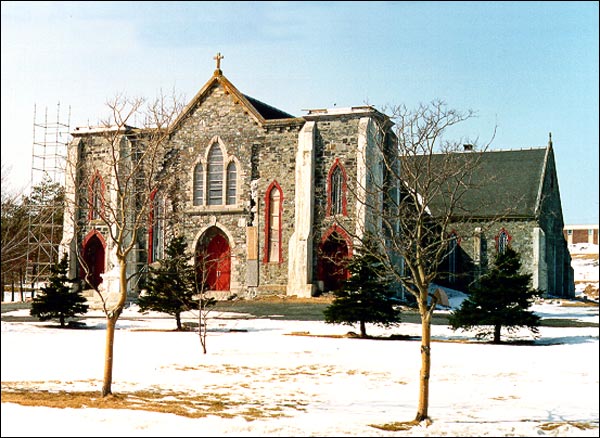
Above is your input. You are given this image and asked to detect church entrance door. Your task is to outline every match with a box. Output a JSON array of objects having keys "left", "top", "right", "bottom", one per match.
[
  {"left": 197, "top": 228, "right": 231, "bottom": 291},
  {"left": 318, "top": 232, "right": 349, "bottom": 292},
  {"left": 81, "top": 232, "right": 105, "bottom": 289}
]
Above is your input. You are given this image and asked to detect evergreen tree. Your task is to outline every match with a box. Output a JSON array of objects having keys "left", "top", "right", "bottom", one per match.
[
  {"left": 138, "top": 236, "right": 197, "bottom": 330},
  {"left": 324, "top": 238, "right": 401, "bottom": 337},
  {"left": 448, "top": 247, "right": 542, "bottom": 343},
  {"left": 30, "top": 255, "right": 88, "bottom": 327}
]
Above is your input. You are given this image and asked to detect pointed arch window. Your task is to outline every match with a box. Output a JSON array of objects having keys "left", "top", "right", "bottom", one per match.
[
  {"left": 226, "top": 161, "right": 237, "bottom": 205},
  {"left": 193, "top": 162, "right": 204, "bottom": 206},
  {"left": 148, "top": 190, "right": 166, "bottom": 263},
  {"left": 89, "top": 172, "right": 105, "bottom": 220},
  {"left": 495, "top": 228, "right": 512, "bottom": 254},
  {"left": 207, "top": 144, "right": 223, "bottom": 206},
  {"left": 327, "top": 160, "right": 347, "bottom": 216},
  {"left": 264, "top": 181, "right": 283, "bottom": 263}
]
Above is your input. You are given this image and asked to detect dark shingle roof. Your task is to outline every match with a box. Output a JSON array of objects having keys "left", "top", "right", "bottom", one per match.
[
  {"left": 406, "top": 147, "right": 548, "bottom": 219},
  {"left": 243, "top": 95, "right": 294, "bottom": 120}
]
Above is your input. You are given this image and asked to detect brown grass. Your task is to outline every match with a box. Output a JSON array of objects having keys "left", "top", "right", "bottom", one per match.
[
  {"left": 571, "top": 253, "right": 599, "bottom": 261},
  {"left": 538, "top": 421, "right": 597, "bottom": 431},
  {"left": 0, "top": 385, "right": 294, "bottom": 421},
  {"left": 371, "top": 419, "right": 598, "bottom": 432}
]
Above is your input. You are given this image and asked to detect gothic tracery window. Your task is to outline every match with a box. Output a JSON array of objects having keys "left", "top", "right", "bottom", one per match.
[{"left": 193, "top": 142, "right": 238, "bottom": 208}]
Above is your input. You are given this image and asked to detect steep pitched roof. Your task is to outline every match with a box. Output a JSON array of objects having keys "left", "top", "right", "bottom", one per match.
[
  {"left": 243, "top": 94, "right": 294, "bottom": 119},
  {"left": 408, "top": 147, "right": 550, "bottom": 220},
  {"left": 169, "top": 69, "right": 299, "bottom": 132}
]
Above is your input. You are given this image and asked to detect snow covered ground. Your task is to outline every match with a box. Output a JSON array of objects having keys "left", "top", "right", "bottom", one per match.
[
  {"left": 1, "top": 300, "right": 598, "bottom": 437},
  {"left": 569, "top": 243, "right": 599, "bottom": 300}
]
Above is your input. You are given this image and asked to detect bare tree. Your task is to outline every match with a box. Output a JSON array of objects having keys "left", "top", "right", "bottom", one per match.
[
  {"left": 192, "top": 248, "right": 218, "bottom": 354},
  {"left": 1, "top": 164, "right": 29, "bottom": 300},
  {"left": 349, "top": 100, "right": 495, "bottom": 424},
  {"left": 1, "top": 166, "right": 64, "bottom": 301},
  {"left": 64, "top": 92, "right": 183, "bottom": 397}
]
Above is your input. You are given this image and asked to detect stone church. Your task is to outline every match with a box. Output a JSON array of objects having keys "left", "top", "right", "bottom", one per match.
[
  {"left": 427, "top": 142, "right": 574, "bottom": 298},
  {"left": 61, "top": 56, "right": 574, "bottom": 301}
]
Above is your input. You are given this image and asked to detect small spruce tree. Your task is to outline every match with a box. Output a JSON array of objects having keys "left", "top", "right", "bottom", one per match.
[
  {"left": 138, "top": 236, "right": 197, "bottom": 330},
  {"left": 324, "top": 238, "right": 401, "bottom": 337},
  {"left": 448, "top": 247, "right": 542, "bottom": 343},
  {"left": 30, "top": 254, "right": 89, "bottom": 327}
]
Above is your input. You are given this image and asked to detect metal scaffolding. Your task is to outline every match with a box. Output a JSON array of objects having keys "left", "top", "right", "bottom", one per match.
[{"left": 25, "top": 103, "right": 70, "bottom": 292}]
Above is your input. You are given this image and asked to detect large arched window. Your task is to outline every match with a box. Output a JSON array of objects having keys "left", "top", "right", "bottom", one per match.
[
  {"left": 264, "top": 181, "right": 283, "bottom": 263},
  {"left": 193, "top": 162, "right": 204, "bottom": 206},
  {"left": 207, "top": 144, "right": 223, "bottom": 205},
  {"left": 327, "top": 160, "right": 347, "bottom": 216},
  {"left": 495, "top": 228, "right": 512, "bottom": 254},
  {"left": 148, "top": 190, "right": 166, "bottom": 263},
  {"left": 226, "top": 161, "right": 237, "bottom": 205},
  {"left": 89, "top": 172, "right": 105, "bottom": 220}
]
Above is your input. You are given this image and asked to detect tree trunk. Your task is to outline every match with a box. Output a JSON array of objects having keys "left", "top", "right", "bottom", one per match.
[
  {"left": 493, "top": 324, "right": 501, "bottom": 344},
  {"left": 415, "top": 311, "right": 432, "bottom": 422},
  {"left": 60, "top": 314, "right": 65, "bottom": 327},
  {"left": 102, "top": 315, "right": 117, "bottom": 396},
  {"left": 360, "top": 320, "right": 367, "bottom": 337},
  {"left": 176, "top": 312, "right": 182, "bottom": 330},
  {"left": 199, "top": 302, "right": 207, "bottom": 354},
  {"left": 101, "top": 259, "right": 128, "bottom": 397}
]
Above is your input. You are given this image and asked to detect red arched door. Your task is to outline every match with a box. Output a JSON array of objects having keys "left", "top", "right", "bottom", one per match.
[
  {"left": 197, "top": 229, "right": 230, "bottom": 291},
  {"left": 81, "top": 232, "right": 105, "bottom": 289},
  {"left": 318, "top": 232, "right": 349, "bottom": 292}
]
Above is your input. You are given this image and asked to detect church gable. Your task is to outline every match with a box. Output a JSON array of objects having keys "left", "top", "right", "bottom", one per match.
[
  {"left": 170, "top": 67, "right": 298, "bottom": 134},
  {"left": 536, "top": 144, "right": 566, "bottom": 231}
]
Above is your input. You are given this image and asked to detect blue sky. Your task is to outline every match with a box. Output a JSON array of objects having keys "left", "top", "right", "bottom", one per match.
[{"left": 1, "top": 1, "right": 598, "bottom": 224}]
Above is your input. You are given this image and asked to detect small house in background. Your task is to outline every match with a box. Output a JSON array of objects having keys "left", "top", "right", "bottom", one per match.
[{"left": 564, "top": 225, "right": 599, "bottom": 247}]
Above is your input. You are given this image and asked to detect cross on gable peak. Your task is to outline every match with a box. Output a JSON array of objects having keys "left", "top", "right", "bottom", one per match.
[{"left": 214, "top": 52, "right": 224, "bottom": 75}]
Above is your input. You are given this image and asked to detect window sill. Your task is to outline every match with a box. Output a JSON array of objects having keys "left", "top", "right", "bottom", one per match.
[{"left": 186, "top": 205, "right": 245, "bottom": 215}]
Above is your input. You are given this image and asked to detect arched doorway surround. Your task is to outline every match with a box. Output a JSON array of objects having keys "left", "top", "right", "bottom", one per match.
[
  {"left": 196, "top": 226, "right": 231, "bottom": 291},
  {"left": 81, "top": 229, "right": 106, "bottom": 289},
  {"left": 317, "top": 225, "right": 352, "bottom": 292}
]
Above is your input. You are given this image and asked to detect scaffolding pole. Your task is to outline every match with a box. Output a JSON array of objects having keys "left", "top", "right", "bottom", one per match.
[{"left": 25, "top": 103, "right": 70, "bottom": 296}]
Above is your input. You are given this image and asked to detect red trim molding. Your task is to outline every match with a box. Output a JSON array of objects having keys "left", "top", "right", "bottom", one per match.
[{"left": 263, "top": 180, "right": 284, "bottom": 264}]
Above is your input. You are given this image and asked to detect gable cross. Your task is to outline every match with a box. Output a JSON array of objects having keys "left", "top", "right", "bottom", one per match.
[{"left": 214, "top": 52, "right": 224, "bottom": 70}]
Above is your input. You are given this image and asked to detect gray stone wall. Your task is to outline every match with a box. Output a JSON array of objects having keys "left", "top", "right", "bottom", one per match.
[
  {"left": 446, "top": 148, "right": 574, "bottom": 298},
  {"left": 535, "top": 148, "right": 573, "bottom": 297},
  {"left": 166, "top": 84, "right": 302, "bottom": 296}
]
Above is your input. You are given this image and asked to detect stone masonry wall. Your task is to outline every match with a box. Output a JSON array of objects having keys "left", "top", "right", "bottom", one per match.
[{"left": 166, "top": 83, "right": 301, "bottom": 297}]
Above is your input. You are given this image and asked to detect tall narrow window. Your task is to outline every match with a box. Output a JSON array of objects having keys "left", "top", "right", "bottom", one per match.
[
  {"left": 327, "top": 160, "right": 347, "bottom": 216},
  {"left": 264, "top": 181, "right": 283, "bottom": 263},
  {"left": 207, "top": 144, "right": 223, "bottom": 205},
  {"left": 149, "top": 190, "right": 165, "bottom": 263},
  {"left": 89, "top": 173, "right": 104, "bottom": 220},
  {"left": 448, "top": 232, "right": 458, "bottom": 283},
  {"left": 226, "top": 161, "right": 237, "bottom": 205},
  {"left": 496, "top": 228, "right": 511, "bottom": 254},
  {"left": 193, "top": 162, "right": 204, "bottom": 206}
]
